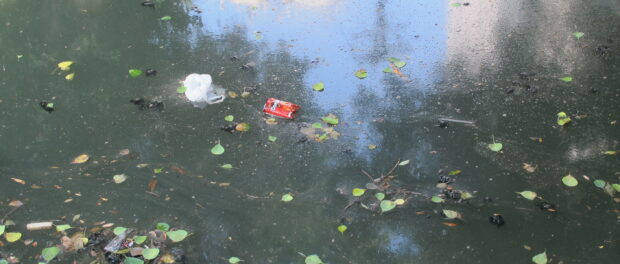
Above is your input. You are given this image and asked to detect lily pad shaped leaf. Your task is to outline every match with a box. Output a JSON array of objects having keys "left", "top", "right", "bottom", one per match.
[
  {"left": 431, "top": 196, "right": 444, "bottom": 203},
  {"left": 305, "top": 254, "right": 324, "bottom": 264},
  {"left": 352, "top": 188, "right": 366, "bottom": 197},
  {"left": 572, "top": 32, "right": 584, "bottom": 39},
  {"left": 167, "top": 230, "right": 188, "bottom": 242},
  {"left": 134, "top": 235, "right": 147, "bottom": 244},
  {"left": 281, "top": 193, "right": 294, "bottom": 202},
  {"left": 355, "top": 69, "right": 368, "bottom": 79},
  {"left": 380, "top": 200, "right": 396, "bottom": 212},
  {"left": 113, "top": 227, "right": 127, "bottom": 236},
  {"left": 268, "top": 135, "right": 277, "bottom": 142},
  {"left": 224, "top": 115, "right": 234, "bottom": 122},
  {"left": 562, "top": 174, "right": 578, "bottom": 187},
  {"left": 557, "top": 112, "right": 572, "bottom": 126},
  {"left": 229, "top": 257, "right": 241, "bottom": 264},
  {"left": 532, "top": 251, "right": 548, "bottom": 264},
  {"left": 442, "top": 209, "right": 459, "bottom": 219},
  {"left": 375, "top": 192, "right": 385, "bottom": 201},
  {"left": 398, "top": 160, "right": 410, "bottom": 166},
  {"left": 124, "top": 257, "right": 145, "bottom": 264},
  {"left": 142, "top": 248, "right": 160, "bottom": 260},
  {"left": 58, "top": 61, "right": 73, "bottom": 71},
  {"left": 337, "top": 225, "right": 347, "bottom": 233},
  {"left": 488, "top": 143, "right": 503, "bottom": 152},
  {"left": 517, "top": 191, "right": 537, "bottom": 200},
  {"left": 176, "top": 86, "right": 187, "bottom": 93},
  {"left": 42, "top": 247, "right": 61, "bottom": 262},
  {"left": 129, "top": 69, "right": 143, "bottom": 77},
  {"left": 156, "top": 222, "right": 170, "bottom": 232},
  {"left": 593, "top": 179, "right": 606, "bottom": 188},
  {"left": 322, "top": 114, "right": 339, "bottom": 125},
  {"left": 5, "top": 232, "right": 21, "bottom": 242},
  {"left": 312, "top": 82, "right": 325, "bottom": 92},
  {"left": 0, "top": 225, "right": 5, "bottom": 236},
  {"left": 560, "top": 76, "right": 573, "bottom": 82},
  {"left": 211, "top": 143, "right": 225, "bottom": 155}
]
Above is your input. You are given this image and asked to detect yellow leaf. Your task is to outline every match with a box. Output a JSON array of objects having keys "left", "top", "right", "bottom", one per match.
[
  {"left": 5, "top": 232, "right": 22, "bottom": 242},
  {"left": 58, "top": 61, "right": 73, "bottom": 71},
  {"left": 395, "top": 199, "right": 405, "bottom": 205},
  {"left": 65, "top": 73, "right": 75, "bottom": 81},
  {"left": 71, "top": 154, "right": 90, "bottom": 164}
]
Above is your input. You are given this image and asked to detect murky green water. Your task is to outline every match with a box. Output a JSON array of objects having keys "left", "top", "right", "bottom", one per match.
[{"left": 1, "top": 0, "right": 619, "bottom": 263}]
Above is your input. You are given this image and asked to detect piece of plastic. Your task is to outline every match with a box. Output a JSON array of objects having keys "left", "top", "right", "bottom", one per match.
[
  {"left": 263, "top": 98, "right": 300, "bottom": 119},
  {"left": 183, "top": 73, "right": 225, "bottom": 107}
]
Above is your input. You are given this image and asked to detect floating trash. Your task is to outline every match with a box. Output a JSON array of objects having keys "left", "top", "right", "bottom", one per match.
[
  {"left": 263, "top": 98, "right": 300, "bottom": 119},
  {"left": 183, "top": 73, "right": 225, "bottom": 107}
]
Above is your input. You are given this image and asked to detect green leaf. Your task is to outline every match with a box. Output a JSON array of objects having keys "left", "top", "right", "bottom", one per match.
[
  {"left": 383, "top": 67, "right": 392, "bottom": 73},
  {"left": 431, "top": 196, "right": 444, "bottom": 203},
  {"left": 612, "top": 184, "right": 620, "bottom": 192},
  {"left": 229, "top": 257, "right": 241, "bottom": 264},
  {"left": 153, "top": 168, "right": 163, "bottom": 174},
  {"left": 442, "top": 209, "right": 460, "bottom": 219},
  {"left": 113, "top": 227, "right": 127, "bottom": 236},
  {"left": 236, "top": 122, "right": 250, "bottom": 131},
  {"left": 0, "top": 260, "right": 7, "bottom": 264},
  {"left": 380, "top": 200, "right": 396, "bottom": 213},
  {"left": 46, "top": 102, "right": 54, "bottom": 108},
  {"left": 560, "top": 76, "right": 573, "bottom": 82},
  {"left": 451, "top": 2, "right": 461, "bottom": 7},
  {"left": 517, "top": 191, "right": 537, "bottom": 200},
  {"left": 254, "top": 32, "right": 263, "bottom": 40},
  {"left": 557, "top": 112, "right": 572, "bottom": 126},
  {"left": 388, "top": 57, "right": 406, "bottom": 68},
  {"left": 5, "top": 232, "right": 21, "bottom": 242},
  {"left": 461, "top": 192, "right": 474, "bottom": 200},
  {"left": 0, "top": 225, "right": 5, "bottom": 236},
  {"left": 124, "top": 257, "right": 145, "bottom": 264},
  {"left": 562, "top": 174, "right": 578, "bottom": 187},
  {"left": 322, "top": 114, "right": 339, "bottom": 125},
  {"left": 593, "top": 179, "right": 606, "bottom": 188},
  {"left": 211, "top": 143, "right": 225, "bottom": 155},
  {"left": 368, "top": 144, "right": 377, "bottom": 150},
  {"left": 221, "top": 164, "right": 233, "bottom": 169},
  {"left": 56, "top": 224, "right": 71, "bottom": 232},
  {"left": 305, "top": 254, "right": 324, "bottom": 264},
  {"left": 42, "top": 247, "right": 61, "bottom": 262},
  {"left": 355, "top": 69, "right": 368, "bottom": 79},
  {"left": 156, "top": 222, "right": 170, "bottom": 232},
  {"left": 448, "top": 170, "right": 461, "bottom": 176},
  {"left": 176, "top": 86, "right": 187, "bottom": 93},
  {"left": 167, "top": 230, "right": 188, "bottom": 242},
  {"left": 398, "top": 160, "right": 410, "bottom": 166},
  {"left": 312, "top": 82, "right": 325, "bottom": 91},
  {"left": 142, "top": 248, "right": 160, "bottom": 260},
  {"left": 128, "top": 69, "right": 142, "bottom": 77},
  {"left": 532, "top": 251, "right": 548, "bottom": 264},
  {"left": 375, "top": 192, "right": 385, "bottom": 201},
  {"left": 133, "top": 235, "right": 147, "bottom": 244},
  {"left": 160, "top": 15, "right": 172, "bottom": 21},
  {"left": 224, "top": 115, "right": 234, "bottom": 122},
  {"left": 311, "top": 123, "right": 323, "bottom": 129},
  {"left": 281, "top": 193, "right": 294, "bottom": 202},
  {"left": 488, "top": 143, "right": 503, "bottom": 152},
  {"left": 337, "top": 224, "right": 347, "bottom": 233},
  {"left": 572, "top": 32, "right": 584, "bottom": 39},
  {"left": 268, "top": 135, "right": 277, "bottom": 142},
  {"left": 604, "top": 150, "right": 617, "bottom": 155},
  {"left": 352, "top": 188, "right": 366, "bottom": 197}
]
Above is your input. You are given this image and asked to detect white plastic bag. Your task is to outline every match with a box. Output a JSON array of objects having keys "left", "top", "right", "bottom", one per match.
[{"left": 183, "top": 73, "right": 225, "bottom": 107}]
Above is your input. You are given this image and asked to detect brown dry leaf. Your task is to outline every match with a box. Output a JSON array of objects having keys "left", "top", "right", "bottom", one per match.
[
  {"left": 53, "top": 185, "right": 63, "bottom": 189},
  {"left": 71, "top": 154, "right": 90, "bottom": 164},
  {"left": 522, "top": 163, "right": 536, "bottom": 173},
  {"left": 31, "top": 241, "right": 38, "bottom": 247},
  {"left": 119, "top": 149, "right": 130, "bottom": 155},
  {"left": 218, "top": 182, "right": 230, "bottom": 187},
  {"left": 10, "top": 178, "right": 26, "bottom": 184},
  {"left": 171, "top": 166, "right": 186, "bottom": 175},
  {"left": 101, "top": 223, "right": 114, "bottom": 228},
  {"left": 136, "top": 163, "right": 149, "bottom": 168},
  {"left": 8, "top": 200, "right": 23, "bottom": 208},
  {"left": 64, "top": 198, "right": 74, "bottom": 203},
  {"left": 61, "top": 236, "right": 73, "bottom": 251},
  {"left": 442, "top": 222, "right": 458, "bottom": 227},
  {"left": 31, "top": 184, "right": 42, "bottom": 189},
  {"left": 23, "top": 239, "right": 33, "bottom": 246},
  {"left": 147, "top": 179, "right": 158, "bottom": 192},
  {"left": 523, "top": 245, "right": 532, "bottom": 251}
]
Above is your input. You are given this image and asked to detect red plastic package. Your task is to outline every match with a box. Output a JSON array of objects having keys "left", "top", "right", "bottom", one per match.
[{"left": 263, "top": 98, "right": 300, "bottom": 119}]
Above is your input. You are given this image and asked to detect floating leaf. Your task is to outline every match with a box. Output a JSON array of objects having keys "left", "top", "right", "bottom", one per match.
[
  {"left": 488, "top": 143, "right": 503, "bottom": 152},
  {"left": 71, "top": 154, "right": 90, "bottom": 164},
  {"left": 0, "top": 225, "right": 4, "bottom": 235},
  {"left": 322, "top": 114, "right": 339, "bottom": 125},
  {"left": 113, "top": 174, "right": 127, "bottom": 184},
  {"left": 352, "top": 188, "right": 366, "bottom": 197},
  {"left": 154, "top": 168, "right": 163, "bottom": 174},
  {"left": 517, "top": 191, "right": 537, "bottom": 200},
  {"left": 156, "top": 222, "right": 170, "bottom": 232},
  {"left": 167, "top": 230, "right": 188, "bottom": 242},
  {"left": 612, "top": 184, "right": 620, "bottom": 192},
  {"left": 380, "top": 200, "right": 396, "bottom": 212},
  {"left": 368, "top": 144, "right": 377, "bottom": 150},
  {"left": 5, "top": 232, "right": 21, "bottom": 242},
  {"left": 312, "top": 123, "right": 323, "bottom": 129},
  {"left": 431, "top": 196, "right": 444, "bottom": 203},
  {"left": 160, "top": 15, "right": 172, "bottom": 21},
  {"left": 522, "top": 163, "right": 536, "bottom": 173},
  {"left": 221, "top": 164, "right": 233, "bottom": 169},
  {"left": 176, "top": 86, "right": 187, "bottom": 93},
  {"left": 355, "top": 69, "right": 368, "bottom": 79},
  {"left": 312, "top": 82, "right": 325, "bottom": 92},
  {"left": 235, "top": 122, "right": 250, "bottom": 132},
  {"left": 383, "top": 67, "right": 392, "bottom": 73},
  {"left": 337, "top": 224, "right": 347, "bottom": 233},
  {"left": 46, "top": 102, "right": 55, "bottom": 109},
  {"left": 387, "top": 57, "right": 406, "bottom": 68},
  {"left": 375, "top": 192, "right": 385, "bottom": 201},
  {"left": 65, "top": 73, "right": 75, "bottom": 80},
  {"left": 448, "top": 170, "right": 461, "bottom": 176},
  {"left": 281, "top": 193, "right": 294, "bottom": 202},
  {"left": 562, "top": 174, "right": 578, "bottom": 187},
  {"left": 254, "top": 32, "right": 263, "bottom": 40},
  {"left": 0, "top": 260, "right": 6, "bottom": 264},
  {"left": 572, "top": 32, "right": 584, "bottom": 39},
  {"left": 58, "top": 61, "right": 73, "bottom": 71},
  {"left": 461, "top": 192, "right": 474, "bottom": 200},
  {"left": 305, "top": 254, "right": 324, "bottom": 264},
  {"left": 442, "top": 209, "right": 460, "bottom": 219},
  {"left": 604, "top": 150, "right": 617, "bottom": 155},
  {"left": 229, "top": 257, "right": 241, "bottom": 264},
  {"left": 451, "top": 3, "right": 461, "bottom": 7},
  {"left": 224, "top": 115, "right": 234, "bottom": 122},
  {"left": 133, "top": 235, "right": 147, "bottom": 244},
  {"left": 56, "top": 224, "right": 71, "bottom": 232},
  {"left": 532, "top": 251, "right": 548, "bottom": 264},
  {"left": 124, "top": 257, "right": 145, "bottom": 264},
  {"left": 398, "top": 160, "right": 410, "bottom": 166},
  {"left": 593, "top": 180, "right": 606, "bottom": 188},
  {"left": 268, "top": 135, "right": 277, "bottom": 142},
  {"left": 557, "top": 112, "right": 572, "bottom": 126},
  {"left": 128, "top": 69, "right": 143, "bottom": 77},
  {"left": 142, "top": 248, "right": 160, "bottom": 260},
  {"left": 394, "top": 199, "right": 405, "bottom": 205},
  {"left": 211, "top": 143, "right": 225, "bottom": 155},
  {"left": 113, "top": 227, "right": 127, "bottom": 236},
  {"left": 8, "top": 200, "right": 23, "bottom": 208},
  {"left": 560, "top": 76, "right": 573, "bottom": 82},
  {"left": 42, "top": 246, "right": 61, "bottom": 262}
]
